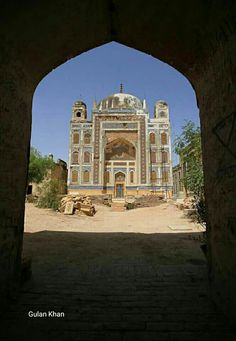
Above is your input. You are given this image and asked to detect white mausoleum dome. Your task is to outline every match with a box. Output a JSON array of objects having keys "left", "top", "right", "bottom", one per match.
[{"left": 98, "top": 92, "right": 143, "bottom": 110}]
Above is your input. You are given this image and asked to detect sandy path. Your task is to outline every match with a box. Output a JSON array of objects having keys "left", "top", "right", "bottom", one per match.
[{"left": 24, "top": 202, "right": 203, "bottom": 234}]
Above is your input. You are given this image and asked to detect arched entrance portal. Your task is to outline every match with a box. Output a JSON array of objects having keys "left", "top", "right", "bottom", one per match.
[
  {"left": 114, "top": 172, "right": 126, "bottom": 198},
  {"left": 104, "top": 137, "right": 136, "bottom": 198}
]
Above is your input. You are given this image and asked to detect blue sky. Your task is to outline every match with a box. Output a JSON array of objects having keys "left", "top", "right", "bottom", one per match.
[{"left": 32, "top": 42, "right": 199, "bottom": 166}]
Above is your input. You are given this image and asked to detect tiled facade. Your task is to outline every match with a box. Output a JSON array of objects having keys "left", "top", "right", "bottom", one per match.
[{"left": 68, "top": 89, "right": 173, "bottom": 198}]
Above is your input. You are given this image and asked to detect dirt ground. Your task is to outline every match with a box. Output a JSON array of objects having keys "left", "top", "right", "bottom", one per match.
[
  {"left": 2, "top": 203, "right": 235, "bottom": 340},
  {"left": 24, "top": 202, "right": 203, "bottom": 234}
]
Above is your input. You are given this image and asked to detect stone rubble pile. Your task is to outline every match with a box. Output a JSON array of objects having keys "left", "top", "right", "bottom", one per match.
[
  {"left": 135, "top": 194, "right": 164, "bottom": 208},
  {"left": 59, "top": 195, "right": 96, "bottom": 216},
  {"left": 183, "top": 197, "right": 194, "bottom": 209},
  {"left": 175, "top": 196, "right": 194, "bottom": 210},
  {"left": 175, "top": 196, "right": 198, "bottom": 219}
]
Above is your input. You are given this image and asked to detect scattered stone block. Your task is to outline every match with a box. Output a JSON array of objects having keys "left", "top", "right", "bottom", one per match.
[
  {"left": 64, "top": 201, "right": 74, "bottom": 215},
  {"left": 184, "top": 208, "right": 197, "bottom": 218},
  {"left": 59, "top": 194, "right": 96, "bottom": 216},
  {"left": 168, "top": 225, "right": 193, "bottom": 231}
]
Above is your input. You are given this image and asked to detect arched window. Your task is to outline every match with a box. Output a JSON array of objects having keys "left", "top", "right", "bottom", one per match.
[
  {"left": 84, "top": 133, "right": 91, "bottom": 144},
  {"left": 71, "top": 170, "right": 78, "bottom": 183},
  {"left": 162, "top": 170, "right": 169, "bottom": 182},
  {"left": 150, "top": 132, "right": 155, "bottom": 144},
  {"left": 151, "top": 151, "right": 156, "bottom": 163},
  {"left": 73, "top": 132, "right": 79, "bottom": 144},
  {"left": 83, "top": 170, "right": 90, "bottom": 183},
  {"left": 83, "top": 151, "right": 90, "bottom": 163},
  {"left": 161, "top": 132, "right": 167, "bottom": 145},
  {"left": 161, "top": 151, "right": 168, "bottom": 163},
  {"left": 72, "top": 151, "right": 79, "bottom": 164},
  {"left": 115, "top": 172, "right": 125, "bottom": 182},
  {"left": 159, "top": 111, "right": 166, "bottom": 118},
  {"left": 130, "top": 171, "right": 134, "bottom": 183},
  {"left": 151, "top": 170, "right": 157, "bottom": 182},
  {"left": 104, "top": 170, "right": 110, "bottom": 183}
]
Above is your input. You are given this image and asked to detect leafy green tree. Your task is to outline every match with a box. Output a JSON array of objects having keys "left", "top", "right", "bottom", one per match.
[
  {"left": 174, "top": 120, "right": 206, "bottom": 225},
  {"left": 28, "top": 147, "right": 55, "bottom": 184},
  {"left": 174, "top": 120, "right": 203, "bottom": 197}
]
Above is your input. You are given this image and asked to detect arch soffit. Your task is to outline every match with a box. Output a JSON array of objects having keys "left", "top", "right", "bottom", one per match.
[
  {"left": 105, "top": 137, "right": 135, "bottom": 149},
  {"left": 3, "top": 1, "right": 225, "bottom": 91}
]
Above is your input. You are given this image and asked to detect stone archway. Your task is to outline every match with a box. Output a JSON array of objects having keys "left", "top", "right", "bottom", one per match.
[
  {"left": 0, "top": 0, "right": 236, "bottom": 322},
  {"left": 103, "top": 138, "right": 136, "bottom": 194}
]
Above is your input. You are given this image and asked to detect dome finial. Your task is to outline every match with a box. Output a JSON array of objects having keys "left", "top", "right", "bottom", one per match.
[
  {"left": 119, "top": 83, "right": 123, "bottom": 93},
  {"left": 93, "top": 99, "right": 97, "bottom": 109}
]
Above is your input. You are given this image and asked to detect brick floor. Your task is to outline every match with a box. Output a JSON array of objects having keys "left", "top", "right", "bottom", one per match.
[{"left": 0, "top": 229, "right": 235, "bottom": 340}]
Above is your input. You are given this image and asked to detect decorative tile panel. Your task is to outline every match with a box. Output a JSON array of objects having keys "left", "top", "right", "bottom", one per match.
[
  {"left": 93, "top": 115, "right": 147, "bottom": 184},
  {"left": 103, "top": 122, "right": 138, "bottom": 129}
]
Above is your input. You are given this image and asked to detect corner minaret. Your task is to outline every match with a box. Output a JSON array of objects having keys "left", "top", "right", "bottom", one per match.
[
  {"left": 71, "top": 100, "right": 87, "bottom": 122},
  {"left": 154, "top": 100, "right": 169, "bottom": 120}
]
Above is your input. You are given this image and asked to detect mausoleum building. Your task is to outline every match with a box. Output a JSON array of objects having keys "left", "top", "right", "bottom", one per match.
[{"left": 67, "top": 86, "right": 173, "bottom": 198}]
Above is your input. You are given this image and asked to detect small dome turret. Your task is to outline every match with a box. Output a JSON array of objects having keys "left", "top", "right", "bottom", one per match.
[
  {"left": 72, "top": 100, "right": 87, "bottom": 122},
  {"left": 154, "top": 100, "right": 169, "bottom": 119}
]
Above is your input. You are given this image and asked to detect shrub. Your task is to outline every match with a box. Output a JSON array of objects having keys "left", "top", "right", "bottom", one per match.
[
  {"left": 37, "top": 179, "right": 65, "bottom": 210},
  {"left": 194, "top": 194, "right": 207, "bottom": 229}
]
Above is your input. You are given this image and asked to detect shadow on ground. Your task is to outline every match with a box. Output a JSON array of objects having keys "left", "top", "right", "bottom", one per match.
[{"left": 1, "top": 231, "right": 235, "bottom": 340}]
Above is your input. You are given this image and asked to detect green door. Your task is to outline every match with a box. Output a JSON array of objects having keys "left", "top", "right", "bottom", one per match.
[{"left": 116, "top": 184, "right": 124, "bottom": 198}]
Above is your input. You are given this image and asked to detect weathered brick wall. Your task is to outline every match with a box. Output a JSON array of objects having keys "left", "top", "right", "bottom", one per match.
[
  {"left": 195, "top": 29, "right": 236, "bottom": 321},
  {"left": 51, "top": 164, "right": 68, "bottom": 182},
  {"left": 0, "top": 58, "right": 32, "bottom": 311}
]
